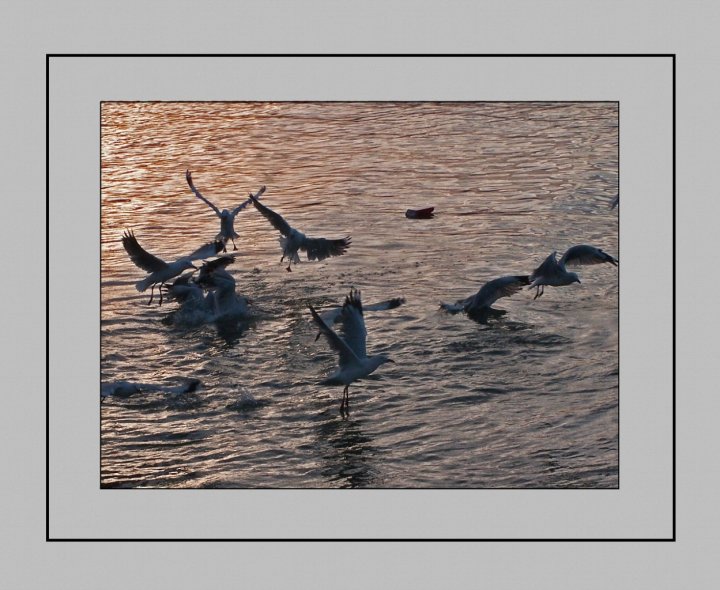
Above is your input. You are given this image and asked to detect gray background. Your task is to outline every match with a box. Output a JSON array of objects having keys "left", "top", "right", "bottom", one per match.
[
  {"left": 3, "top": 0, "right": 714, "bottom": 588},
  {"left": 50, "top": 57, "right": 669, "bottom": 540}
]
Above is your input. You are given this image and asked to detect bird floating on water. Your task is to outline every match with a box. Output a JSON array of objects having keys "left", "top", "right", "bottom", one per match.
[
  {"left": 310, "top": 288, "right": 394, "bottom": 416},
  {"left": 405, "top": 206, "right": 435, "bottom": 219},
  {"left": 441, "top": 275, "right": 530, "bottom": 323},
  {"left": 164, "top": 255, "right": 252, "bottom": 324},
  {"left": 529, "top": 245, "right": 618, "bottom": 299},
  {"left": 101, "top": 378, "right": 201, "bottom": 401},
  {"left": 121, "top": 229, "right": 223, "bottom": 305},
  {"left": 249, "top": 191, "right": 351, "bottom": 272},
  {"left": 186, "top": 169, "right": 266, "bottom": 252}
]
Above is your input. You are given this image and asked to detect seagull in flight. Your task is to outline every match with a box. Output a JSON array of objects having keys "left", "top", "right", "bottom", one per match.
[
  {"left": 309, "top": 288, "right": 394, "bottom": 416},
  {"left": 121, "top": 229, "right": 223, "bottom": 305},
  {"left": 186, "top": 169, "right": 266, "bottom": 252},
  {"left": 249, "top": 191, "right": 351, "bottom": 272},
  {"left": 441, "top": 275, "right": 530, "bottom": 323},
  {"left": 529, "top": 245, "right": 618, "bottom": 299}
]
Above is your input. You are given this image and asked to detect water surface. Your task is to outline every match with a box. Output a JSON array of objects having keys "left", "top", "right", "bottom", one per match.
[{"left": 101, "top": 102, "right": 618, "bottom": 488}]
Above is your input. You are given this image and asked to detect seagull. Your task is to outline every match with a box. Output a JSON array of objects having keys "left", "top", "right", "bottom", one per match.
[
  {"left": 163, "top": 272, "right": 205, "bottom": 305},
  {"left": 309, "top": 288, "right": 394, "bottom": 416},
  {"left": 249, "top": 191, "right": 351, "bottom": 271},
  {"left": 529, "top": 245, "right": 618, "bottom": 299},
  {"left": 168, "top": 256, "right": 251, "bottom": 323},
  {"left": 101, "top": 378, "right": 201, "bottom": 401},
  {"left": 198, "top": 257, "right": 252, "bottom": 320},
  {"left": 121, "top": 229, "right": 223, "bottom": 305},
  {"left": 186, "top": 169, "right": 266, "bottom": 252},
  {"left": 610, "top": 194, "right": 619, "bottom": 209},
  {"left": 195, "top": 255, "right": 237, "bottom": 289},
  {"left": 441, "top": 275, "right": 530, "bottom": 323}
]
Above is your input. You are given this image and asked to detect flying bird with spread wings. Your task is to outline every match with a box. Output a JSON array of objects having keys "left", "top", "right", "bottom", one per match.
[
  {"left": 249, "top": 191, "right": 351, "bottom": 272},
  {"left": 309, "top": 289, "right": 394, "bottom": 416},
  {"left": 121, "top": 229, "right": 223, "bottom": 305},
  {"left": 186, "top": 169, "right": 266, "bottom": 252},
  {"left": 529, "top": 245, "right": 618, "bottom": 299},
  {"left": 441, "top": 275, "right": 530, "bottom": 323}
]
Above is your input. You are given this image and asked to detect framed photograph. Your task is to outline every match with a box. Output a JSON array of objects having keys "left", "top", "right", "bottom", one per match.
[{"left": 48, "top": 55, "right": 674, "bottom": 540}]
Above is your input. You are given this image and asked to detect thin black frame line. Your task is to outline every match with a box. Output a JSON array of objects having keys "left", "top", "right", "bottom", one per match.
[
  {"left": 48, "top": 53, "right": 675, "bottom": 58},
  {"left": 48, "top": 54, "right": 674, "bottom": 542},
  {"left": 671, "top": 54, "right": 676, "bottom": 542},
  {"left": 48, "top": 537, "right": 672, "bottom": 543},
  {"left": 45, "top": 53, "right": 51, "bottom": 543}
]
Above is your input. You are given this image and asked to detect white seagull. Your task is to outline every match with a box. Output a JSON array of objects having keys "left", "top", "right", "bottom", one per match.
[
  {"left": 310, "top": 288, "right": 394, "bottom": 416},
  {"left": 249, "top": 191, "right": 351, "bottom": 272},
  {"left": 186, "top": 169, "right": 266, "bottom": 252},
  {"left": 121, "top": 229, "right": 223, "bottom": 305},
  {"left": 441, "top": 275, "right": 530, "bottom": 323},
  {"left": 529, "top": 245, "right": 618, "bottom": 299},
  {"left": 197, "top": 256, "right": 251, "bottom": 320}
]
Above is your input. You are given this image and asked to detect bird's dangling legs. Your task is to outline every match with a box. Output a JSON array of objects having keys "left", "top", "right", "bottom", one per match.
[
  {"left": 232, "top": 239, "right": 238, "bottom": 251},
  {"left": 147, "top": 285, "right": 155, "bottom": 305},
  {"left": 158, "top": 283, "right": 164, "bottom": 306},
  {"left": 533, "top": 285, "right": 544, "bottom": 300},
  {"left": 339, "top": 385, "right": 349, "bottom": 416},
  {"left": 286, "top": 264, "right": 292, "bottom": 272}
]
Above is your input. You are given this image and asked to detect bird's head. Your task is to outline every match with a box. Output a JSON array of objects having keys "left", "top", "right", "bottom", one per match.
[{"left": 377, "top": 354, "right": 395, "bottom": 366}]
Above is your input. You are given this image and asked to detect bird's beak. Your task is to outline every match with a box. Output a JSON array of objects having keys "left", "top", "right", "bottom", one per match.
[{"left": 387, "top": 359, "right": 396, "bottom": 363}]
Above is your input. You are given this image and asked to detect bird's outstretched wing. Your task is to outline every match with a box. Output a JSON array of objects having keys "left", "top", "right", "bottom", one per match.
[
  {"left": 471, "top": 275, "right": 530, "bottom": 308},
  {"left": 360, "top": 297, "right": 405, "bottom": 313},
  {"left": 182, "top": 240, "right": 224, "bottom": 262},
  {"left": 186, "top": 170, "right": 221, "bottom": 216},
  {"left": 336, "top": 289, "right": 367, "bottom": 359},
  {"left": 310, "top": 305, "right": 360, "bottom": 368},
  {"left": 200, "top": 255, "right": 235, "bottom": 273},
  {"left": 530, "top": 251, "right": 562, "bottom": 280},
  {"left": 250, "top": 193, "right": 293, "bottom": 236},
  {"left": 122, "top": 230, "right": 167, "bottom": 272},
  {"left": 321, "top": 296, "right": 405, "bottom": 326},
  {"left": 302, "top": 236, "right": 352, "bottom": 261},
  {"left": 560, "top": 245, "right": 618, "bottom": 267},
  {"left": 231, "top": 185, "right": 266, "bottom": 216}
]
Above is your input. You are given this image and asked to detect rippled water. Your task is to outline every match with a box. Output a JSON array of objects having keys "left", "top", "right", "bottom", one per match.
[{"left": 100, "top": 102, "right": 618, "bottom": 488}]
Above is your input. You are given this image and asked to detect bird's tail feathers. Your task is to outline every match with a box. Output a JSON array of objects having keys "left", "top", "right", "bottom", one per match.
[{"left": 136, "top": 277, "right": 152, "bottom": 292}]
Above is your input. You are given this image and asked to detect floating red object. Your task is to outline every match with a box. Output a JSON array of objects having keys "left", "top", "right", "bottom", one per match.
[{"left": 405, "top": 207, "right": 435, "bottom": 219}]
